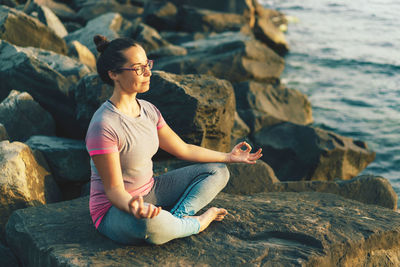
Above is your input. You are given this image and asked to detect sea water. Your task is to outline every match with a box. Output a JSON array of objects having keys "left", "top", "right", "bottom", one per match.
[{"left": 260, "top": 0, "right": 400, "bottom": 200}]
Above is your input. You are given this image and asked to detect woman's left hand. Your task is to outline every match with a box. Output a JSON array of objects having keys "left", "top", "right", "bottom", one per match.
[{"left": 228, "top": 141, "right": 262, "bottom": 164}]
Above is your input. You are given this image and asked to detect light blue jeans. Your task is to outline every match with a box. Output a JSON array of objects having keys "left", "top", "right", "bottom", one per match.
[{"left": 97, "top": 163, "right": 230, "bottom": 245}]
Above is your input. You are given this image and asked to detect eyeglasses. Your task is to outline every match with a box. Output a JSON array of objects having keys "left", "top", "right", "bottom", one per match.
[{"left": 117, "top": 59, "right": 153, "bottom": 76}]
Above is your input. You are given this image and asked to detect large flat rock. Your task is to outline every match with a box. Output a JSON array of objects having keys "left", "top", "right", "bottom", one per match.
[{"left": 6, "top": 192, "right": 400, "bottom": 266}]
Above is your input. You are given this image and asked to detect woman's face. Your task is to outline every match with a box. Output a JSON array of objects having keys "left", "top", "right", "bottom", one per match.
[{"left": 110, "top": 45, "right": 152, "bottom": 94}]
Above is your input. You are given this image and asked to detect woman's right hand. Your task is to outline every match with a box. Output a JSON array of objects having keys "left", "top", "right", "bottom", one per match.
[{"left": 128, "top": 195, "right": 162, "bottom": 219}]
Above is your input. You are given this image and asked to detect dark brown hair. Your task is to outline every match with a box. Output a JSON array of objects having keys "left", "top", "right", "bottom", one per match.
[{"left": 93, "top": 34, "right": 141, "bottom": 86}]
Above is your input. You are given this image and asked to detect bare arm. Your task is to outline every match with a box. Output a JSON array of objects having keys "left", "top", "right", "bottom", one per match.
[
  {"left": 158, "top": 124, "right": 262, "bottom": 163},
  {"left": 92, "top": 152, "right": 161, "bottom": 218}
]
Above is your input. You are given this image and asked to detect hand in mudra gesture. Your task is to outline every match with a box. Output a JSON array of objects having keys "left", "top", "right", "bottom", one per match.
[
  {"left": 228, "top": 141, "right": 263, "bottom": 164},
  {"left": 128, "top": 195, "right": 162, "bottom": 219}
]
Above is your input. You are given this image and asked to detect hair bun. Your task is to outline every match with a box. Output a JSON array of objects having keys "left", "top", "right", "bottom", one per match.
[{"left": 93, "top": 34, "right": 110, "bottom": 53}]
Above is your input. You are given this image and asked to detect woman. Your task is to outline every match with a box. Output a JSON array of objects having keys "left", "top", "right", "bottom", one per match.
[{"left": 86, "top": 35, "right": 263, "bottom": 245}]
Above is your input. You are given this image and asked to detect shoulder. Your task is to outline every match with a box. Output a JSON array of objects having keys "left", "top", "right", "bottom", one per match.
[{"left": 87, "top": 102, "right": 120, "bottom": 134}]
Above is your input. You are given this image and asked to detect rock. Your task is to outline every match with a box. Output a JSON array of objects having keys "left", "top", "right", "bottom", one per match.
[
  {"left": 168, "top": 0, "right": 255, "bottom": 16},
  {"left": 0, "top": 0, "right": 18, "bottom": 8},
  {"left": 156, "top": 32, "right": 285, "bottom": 83},
  {"left": 24, "top": 2, "right": 68, "bottom": 38},
  {"left": 230, "top": 111, "right": 250, "bottom": 146},
  {"left": 0, "top": 242, "right": 18, "bottom": 267},
  {"left": 143, "top": 1, "right": 178, "bottom": 31},
  {"left": 253, "top": 122, "right": 376, "bottom": 181},
  {"left": 178, "top": 6, "right": 247, "bottom": 33},
  {"left": 0, "top": 40, "right": 84, "bottom": 138},
  {"left": 160, "top": 31, "right": 209, "bottom": 45},
  {"left": 0, "top": 90, "right": 56, "bottom": 142},
  {"left": 23, "top": 0, "right": 78, "bottom": 23},
  {"left": 141, "top": 71, "right": 235, "bottom": 152},
  {"left": 75, "top": 0, "right": 143, "bottom": 23},
  {"left": 25, "top": 135, "right": 90, "bottom": 183},
  {"left": 0, "top": 5, "right": 67, "bottom": 54},
  {"left": 0, "top": 123, "right": 9, "bottom": 141},
  {"left": 224, "top": 160, "right": 279, "bottom": 195},
  {"left": 74, "top": 73, "right": 113, "bottom": 135},
  {"left": 6, "top": 192, "right": 400, "bottom": 266},
  {"left": 64, "top": 12, "right": 123, "bottom": 55},
  {"left": 147, "top": 44, "right": 187, "bottom": 59},
  {"left": 271, "top": 175, "right": 398, "bottom": 210},
  {"left": 0, "top": 140, "right": 61, "bottom": 240},
  {"left": 68, "top": 40, "right": 96, "bottom": 69},
  {"left": 253, "top": 7, "right": 289, "bottom": 56},
  {"left": 131, "top": 20, "right": 171, "bottom": 52},
  {"left": 235, "top": 80, "right": 313, "bottom": 132}
]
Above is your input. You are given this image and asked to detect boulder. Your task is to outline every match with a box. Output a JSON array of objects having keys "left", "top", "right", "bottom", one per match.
[
  {"left": 160, "top": 31, "right": 209, "bottom": 45},
  {"left": 156, "top": 32, "right": 285, "bottom": 83},
  {"left": 75, "top": 0, "right": 143, "bottom": 23},
  {"left": 24, "top": 2, "right": 68, "bottom": 38},
  {"left": 0, "top": 123, "right": 9, "bottom": 141},
  {"left": 0, "top": 141, "right": 61, "bottom": 240},
  {"left": 230, "top": 111, "right": 250, "bottom": 146},
  {"left": 0, "top": 90, "right": 56, "bottom": 142},
  {"left": 253, "top": 7, "right": 289, "bottom": 56},
  {"left": 224, "top": 160, "right": 279, "bottom": 195},
  {"left": 0, "top": 242, "right": 18, "bottom": 267},
  {"left": 64, "top": 12, "right": 123, "bottom": 55},
  {"left": 25, "top": 135, "right": 90, "bottom": 183},
  {"left": 253, "top": 122, "right": 376, "bottom": 181},
  {"left": 235, "top": 80, "right": 313, "bottom": 132},
  {"left": 147, "top": 44, "right": 187, "bottom": 59},
  {"left": 178, "top": 6, "right": 247, "bottom": 33},
  {"left": 141, "top": 71, "right": 235, "bottom": 152},
  {"left": 0, "top": 0, "right": 18, "bottom": 8},
  {"left": 6, "top": 192, "right": 400, "bottom": 266},
  {"left": 130, "top": 20, "right": 171, "bottom": 52},
  {"left": 0, "top": 5, "right": 67, "bottom": 54},
  {"left": 74, "top": 73, "right": 113, "bottom": 134},
  {"left": 168, "top": 0, "right": 255, "bottom": 16},
  {"left": 143, "top": 1, "right": 178, "bottom": 31},
  {"left": 271, "top": 175, "right": 398, "bottom": 210},
  {"left": 67, "top": 40, "right": 96, "bottom": 69},
  {"left": 0, "top": 40, "right": 84, "bottom": 138},
  {"left": 23, "top": 0, "right": 78, "bottom": 23}
]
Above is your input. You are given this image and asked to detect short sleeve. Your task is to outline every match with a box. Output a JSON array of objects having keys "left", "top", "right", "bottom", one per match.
[
  {"left": 155, "top": 107, "right": 166, "bottom": 130},
  {"left": 85, "top": 121, "right": 119, "bottom": 156}
]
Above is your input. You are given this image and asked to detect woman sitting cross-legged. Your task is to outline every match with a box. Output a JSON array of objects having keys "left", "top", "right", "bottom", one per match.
[{"left": 86, "top": 34, "right": 263, "bottom": 245}]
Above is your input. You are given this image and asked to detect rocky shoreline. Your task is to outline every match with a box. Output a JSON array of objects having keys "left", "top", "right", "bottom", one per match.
[{"left": 0, "top": 0, "right": 398, "bottom": 266}]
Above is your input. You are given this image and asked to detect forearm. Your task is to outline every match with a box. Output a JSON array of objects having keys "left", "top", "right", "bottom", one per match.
[
  {"left": 105, "top": 187, "right": 132, "bottom": 213},
  {"left": 177, "top": 144, "right": 231, "bottom": 163}
]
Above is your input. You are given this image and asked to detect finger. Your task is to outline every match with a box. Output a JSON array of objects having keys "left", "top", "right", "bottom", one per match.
[
  {"left": 243, "top": 142, "right": 252, "bottom": 152},
  {"left": 137, "top": 196, "right": 144, "bottom": 217},
  {"left": 145, "top": 204, "right": 153, "bottom": 218},
  {"left": 151, "top": 206, "right": 161, "bottom": 218}
]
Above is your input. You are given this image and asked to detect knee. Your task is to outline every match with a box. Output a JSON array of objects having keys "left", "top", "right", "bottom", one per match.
[
  {"left": 142, "top": 219, "right": 169, "bottom": 245},
  {"left": 211, "top": 163, "right": 230, "bottom": 188}
]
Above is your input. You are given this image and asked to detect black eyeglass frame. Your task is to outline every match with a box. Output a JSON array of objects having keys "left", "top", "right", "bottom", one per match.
[{"left": 116, "top": 59, "right": 154, "bottom": 76}]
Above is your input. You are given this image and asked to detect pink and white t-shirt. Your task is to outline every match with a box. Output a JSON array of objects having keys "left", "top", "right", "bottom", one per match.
[{"left": 85, "top": 99, "right": 166, "bottom": 229}]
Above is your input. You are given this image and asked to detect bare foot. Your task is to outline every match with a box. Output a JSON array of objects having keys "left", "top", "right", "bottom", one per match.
[{"left": 192, "top": 207, "right": 228, "bottom": 233}]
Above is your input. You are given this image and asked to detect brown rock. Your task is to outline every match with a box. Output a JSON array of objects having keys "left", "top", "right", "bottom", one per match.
[
  {"left": 235, "top": 80, "right": 313, "bottom": 132},
  {"left": 253, "top": 122, "right": 376, "bottom": 181},
  {"left": 68, "top": 40, "right": 96, "bottom": 69},
  {"left": 0, "top": 5, "right": 67, "bottom": 54},
  {"left": 0, "top": 141, "right": 61, "bottom": 240},
  {"left": 141, "top": 71, "right": 236, "bottom": 152},
  {"left": 0, "top": 90, "right": 56, "bottom": 142},
  {"left": 0, "top": 124, "right": 9, "bottom": 141},
  {"left": 230, "top": 111, "right": 250, "bottom": 146},
  {"left": 143, "top": 1, "right": 179, "bottom": 31},
  {"left": 6, "top": 192, "right": 400, "bottom": 266}
]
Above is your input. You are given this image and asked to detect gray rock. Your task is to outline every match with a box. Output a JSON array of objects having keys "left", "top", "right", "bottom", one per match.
[
  {"left": 147, "top": 44, "right": 187, "bottom": 59},
  {"left": 141, "top": 71, "right": 235, "bottom": 152},
  {"left": 0, "top": 40, "right": 82, "bottom": 139},
  {"left": 6, "top": 192, "right": 400, "bottom": 266},
  {"left": 0, "top": 90, "right": 56, "bottom": 142},
  {"left": 235, "top": 80, "right": 313, "bottom": 133},
  {"left": 131, "top": 20, "right": 171, "bottom": 52},
  {"left": 155, "top": 32, "right": 285, "bottom": 83},
  {"left": 0, "top": 5, "right": 67, "bottom": 54},
  {"left": 143, "top": 1, "right": 178, "bottom": 31},
  {"left": 271, "top": 175, "right": 398, "bottom": 210},
  {"left": 23, "top": 0, "right": 78, "bottom": 23},
  {"left": 253, "top": 122, "right": 376, "bottom": 181},
  {"left": 0, "top": 140, "right": 61, "bottom": 241},
  {"left": 67, "top": 40, "right": 96, "bottom": 69},
  {"left": 178, "top": 6, "right": 247, "bottom": 33},
  {"left": 0, "top": 123, "right": 9, "bottom": 141},
  {"left": 74, "top": 73, "right": 113, "bottom": 134},
  {"left": 25, "top": 135, "right": 90, "bottom": 183},
  {"left": 230, "top": 111, "right": 250, "bottom": 146},
  {"left": 0, "top": 242, "right": 18, "bottom": 267},
  {"left": 168, "top": 0, "right": 255, "bottom": 15},
  {"left": 24, "top": 2, "right": 68, "bottom": 38},
  {"left": 64, "top": 12, "right": 123, "bottom": 55},
  {"left": 224, "top": 160, "right": 279, "bottom": 195}
]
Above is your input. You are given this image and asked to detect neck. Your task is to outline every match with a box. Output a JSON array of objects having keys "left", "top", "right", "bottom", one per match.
[{"left": 109, "top": 90, "right": 140, "bottom": 117}]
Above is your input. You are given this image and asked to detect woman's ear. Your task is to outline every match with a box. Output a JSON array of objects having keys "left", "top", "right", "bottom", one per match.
[{"left": 108, "top": 70, "right": 118, "bottom": 81}]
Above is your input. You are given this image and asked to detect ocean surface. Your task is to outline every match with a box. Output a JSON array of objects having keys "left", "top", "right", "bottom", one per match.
[{"left": 260, "top": 0, "right": 400, "bottom": 200}]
